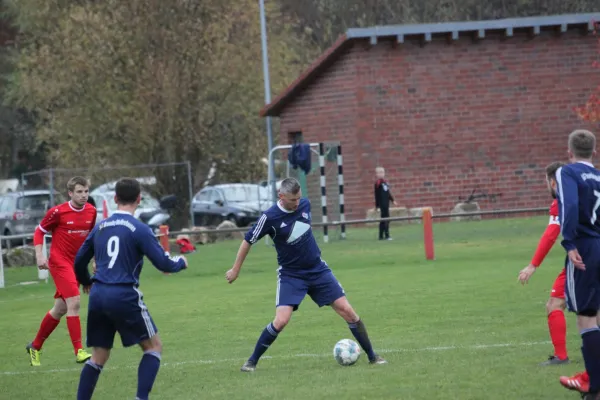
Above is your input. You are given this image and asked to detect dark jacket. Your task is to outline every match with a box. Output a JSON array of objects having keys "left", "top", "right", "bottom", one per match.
[
  {"left": 374, "top": 179, "right": 395, "bottom": 209},
  {"left": 288, "top": 143, "right": 312, "bottom": 174}
]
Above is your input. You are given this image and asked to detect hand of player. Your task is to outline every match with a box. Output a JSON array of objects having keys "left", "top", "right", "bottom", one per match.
[
  {"left": 518, "top": 264, "right": 536, "bottom": 285},
  {"left": 568, "top": 249, "right": 586, "bottom": 270},
  {"left": 36, "top": 255, "right": 48, "bottom": 270},
  {"left": 393, "top": 201, "right": 398, "bottom": 206},
  {"left": 83, "top": 284, "right": 92, "bottom": 294},
  {"left": 225, "top": 268, "right": 239, "bottom": 284}
]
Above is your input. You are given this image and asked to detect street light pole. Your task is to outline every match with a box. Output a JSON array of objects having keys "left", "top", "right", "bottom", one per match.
[{"left": 259, "top": 0, "right": 277, "bottom": 202}]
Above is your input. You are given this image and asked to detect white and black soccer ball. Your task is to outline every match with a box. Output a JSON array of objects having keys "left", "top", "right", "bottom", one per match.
[{"left": 333, "top": 338, "right": 361, "bottom": 366}]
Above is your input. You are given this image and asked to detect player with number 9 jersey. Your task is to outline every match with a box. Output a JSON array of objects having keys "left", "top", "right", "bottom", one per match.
[{"left": 74, "top": 178, "right": 187, "bottom": 400}]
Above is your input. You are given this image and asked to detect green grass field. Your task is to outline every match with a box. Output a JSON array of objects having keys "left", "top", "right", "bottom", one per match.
[{"left": 0, "top": 216, "right": 587, "bottom": 399}]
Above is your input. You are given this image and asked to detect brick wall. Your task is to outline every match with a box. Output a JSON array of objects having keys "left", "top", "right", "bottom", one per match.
[{"left": 279, "top": 30, "right": 599, "bottom": 220}]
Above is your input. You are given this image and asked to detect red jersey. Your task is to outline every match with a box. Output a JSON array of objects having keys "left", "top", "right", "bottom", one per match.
[
  {"left": 36, "top": 201, "right": 97, "bottom": 267},
  {"left": 530, "top": 199, "right": 561, "bottom": 267}
]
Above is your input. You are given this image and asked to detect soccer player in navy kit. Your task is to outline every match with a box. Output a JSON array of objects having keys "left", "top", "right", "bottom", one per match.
[
  {"left": 225, "top": 178, "right": 387, "bottom": 372},
  {"left": 73, "top": 178, "right": 188, "bottom": 400},
  {"left": 555, "top": 130, "right": 600, "bottom": 399}
]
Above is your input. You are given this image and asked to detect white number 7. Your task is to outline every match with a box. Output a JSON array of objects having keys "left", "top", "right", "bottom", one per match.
[
  {"left": 592, "top": 190, "right": 600, "bottom": 225},
  {"left": 107, "top": 236, "right": 120, "bottom": 269}
]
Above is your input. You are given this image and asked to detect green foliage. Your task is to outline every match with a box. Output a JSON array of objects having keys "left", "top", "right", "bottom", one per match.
[
  {"left": 5, "top": 0, "right": 303, "bottom": 226},
  {"left": 4, "top": 0, "right": 600, "bottom": 203}
]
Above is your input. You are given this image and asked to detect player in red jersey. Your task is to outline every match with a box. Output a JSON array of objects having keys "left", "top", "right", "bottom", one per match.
[
  {"left": 518, "top": 162, "right": 570, "bottom": 366},
  {"left": 25, "top": 176, "right": 97, "bottom": 366}
]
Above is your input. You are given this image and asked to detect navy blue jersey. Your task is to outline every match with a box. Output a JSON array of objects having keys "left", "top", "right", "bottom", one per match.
[
  {"left": 244, "top": 198, "right": 325, "bottom": 272},
  {"left": 74, "top": 211, "right": 186, "bottom": 286},
  {"left": 556, "top": 161, "right": 600, "bottom": 251}
]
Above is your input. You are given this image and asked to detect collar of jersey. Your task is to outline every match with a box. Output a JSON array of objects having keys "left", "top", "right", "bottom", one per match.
[
  {"left": 577, "top": 161, "right": 595, "bottom": 168},
  {"left": 113, "top": 210, "right": 134, "bottom": 216},
  {"left": 68, "top": 201, "right": 85, "bottom": 212},
  {"left": 277, "top": 201, "right": 294, "bottom": 213}
]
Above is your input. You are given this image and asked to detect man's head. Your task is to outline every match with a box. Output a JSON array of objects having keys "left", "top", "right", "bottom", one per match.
[
  {"left": 278, "top": 178, "right": 302, "bottom": 211},
  {"left": 67, "top": 176, "right": 90, "bottom": 208},
  {"left": 568, "top": 129, "right": 596, "bottom": 162},
  {"left": 375, "top": 167, "right": 385, "bottom": 180},
  {"left": 545, "top": 161, "right": 565, "bottom": 199},
  {"left": 114, "top": 178, "right": 141, "bottom": 208}
]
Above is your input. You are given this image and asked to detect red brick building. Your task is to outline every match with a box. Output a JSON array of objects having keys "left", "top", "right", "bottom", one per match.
[{"left": 261, "top": 13, "right": 600, "bottom": 221}]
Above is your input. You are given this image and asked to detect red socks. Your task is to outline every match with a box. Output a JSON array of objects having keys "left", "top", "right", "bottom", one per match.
[
  {"left": 32, "top": 312, "right": 61, "bottom": 350},
  {"left": 66, "top": 316, "right": 83, "bottom": 354},
  {"left": 548, "top": 309, "right": 568, "bottom": 360}
]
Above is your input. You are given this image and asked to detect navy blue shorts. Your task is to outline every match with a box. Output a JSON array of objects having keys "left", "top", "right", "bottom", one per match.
[
  {"left": 565, "top": 238, "right": 600, "bottom": 314},
  {"left": 276, "top": 266, "right": 345, "bottom": 311},
  {"left": 86, "top": 283, "right": 158, "bottom": 349}
]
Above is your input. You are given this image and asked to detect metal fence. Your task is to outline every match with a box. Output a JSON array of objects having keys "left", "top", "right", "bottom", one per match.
[{"left": 19, "top": 161, "right": 195, "bottom": 228}]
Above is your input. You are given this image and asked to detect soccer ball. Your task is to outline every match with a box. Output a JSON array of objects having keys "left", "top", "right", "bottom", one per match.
[{"left": 333, "top": 338, "right": 361, "bottom": 366}]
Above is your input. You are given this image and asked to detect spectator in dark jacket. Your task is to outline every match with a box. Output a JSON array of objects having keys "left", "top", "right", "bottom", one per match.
[{"left": 374, "top": 167, "right": 397, "bottom": 240}]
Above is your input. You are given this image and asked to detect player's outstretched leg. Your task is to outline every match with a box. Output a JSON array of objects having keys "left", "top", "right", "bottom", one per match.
[
  {"left": 65, "top": 296, "right": 92, "bottom": 363},
  {"left": 241, "top": 306, "right": 291, "bottom": 372},
  {"left": 137, "top": 335, "right": 163, "bottom": 400},
  {"left": 541, "top": 296, "right": 569, "bottom": 365},
  {"left": 77, "top": 348, "right": 109, "bottom": 400},
  {"left": 331, "top": 297, "right": 386, "bottom": 365},
  {"left": 27, "top": 299, "right": 66, "bottom": 366}
]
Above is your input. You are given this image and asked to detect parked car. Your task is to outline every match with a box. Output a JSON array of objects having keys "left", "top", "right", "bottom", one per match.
[
  {"left": 0, "top": 190, "right": 66, "bottom": 246},
  {"left": 192, "top": 184, "right": 272, "bottom": 227},
  {"left": 91, "top": 191, "right": 171, "bottom": 232},
  {"left": 92, "top": 177, "right": 157, "bottom": 194}
]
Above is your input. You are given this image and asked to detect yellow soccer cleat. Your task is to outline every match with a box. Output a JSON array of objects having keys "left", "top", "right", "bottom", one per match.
[
  {"left": 26, "top": 343, "right": 41, "bottom": 367},
  {"left": 76, "top": 349, "right": 92, "bottom": 364}
]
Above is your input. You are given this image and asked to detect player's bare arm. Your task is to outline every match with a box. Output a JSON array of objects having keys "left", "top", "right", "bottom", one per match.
[
  {"left": 226, "top": 240, "right": 251, "bottom": 284},
  {"left": 519, "top": 165, "right": 562, "bottom": 285}
]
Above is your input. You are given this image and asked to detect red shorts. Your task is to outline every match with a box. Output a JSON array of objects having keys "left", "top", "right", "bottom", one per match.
[
  {"left": 49, "top": 265, "right": 80, "bottom": 299},
  {"left": 550, "top": 268, "right": 566, "bottom": 299}
]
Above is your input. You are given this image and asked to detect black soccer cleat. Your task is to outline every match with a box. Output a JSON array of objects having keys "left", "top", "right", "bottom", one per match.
[
  {"left": 240, "top": 360, "right": 257, "bottom": 372},
  {"left": 539, "top": 355, "right": 569, "bottom": 366},
  {"left": 369, "top": 355, "right": 387, "bottom": 365},
  {"left": 581, "top": 392, "right": 600, "bottom": 400}
]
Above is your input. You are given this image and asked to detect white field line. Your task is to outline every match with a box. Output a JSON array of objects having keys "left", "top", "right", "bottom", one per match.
[
  {"left": 0, "top": 294, "right": 48, "bottom": 304},
  {"left": 0, "top": 340, "right": 551, "bottom": 377}
]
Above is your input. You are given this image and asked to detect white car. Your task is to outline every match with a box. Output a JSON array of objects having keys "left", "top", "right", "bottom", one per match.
[{"left": 90, "top": 190, "right": 170, "bottom": 230}]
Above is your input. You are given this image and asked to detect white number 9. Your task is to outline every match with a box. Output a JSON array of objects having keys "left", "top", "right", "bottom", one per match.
[{"left": 107, "top": 236, "right": 120, "bottom": 269}]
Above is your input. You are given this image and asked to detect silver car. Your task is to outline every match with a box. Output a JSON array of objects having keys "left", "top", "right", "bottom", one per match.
[{"left": 0, "top": 190, "right": 65, "bottom": 246}]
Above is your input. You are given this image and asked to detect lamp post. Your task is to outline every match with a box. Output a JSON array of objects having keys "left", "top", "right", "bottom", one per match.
[{"left": 259, "top": 0, "right": 277, "bottom": 202}]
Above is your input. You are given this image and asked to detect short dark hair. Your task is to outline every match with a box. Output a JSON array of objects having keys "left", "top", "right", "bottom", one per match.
[
  {"left": 115, "top": 178, "right": 141, "bottom": 205},
  {"left": 569, "top": 129, "right": 596, "bottom": 159},
  {"left": 279, "top": 178, "right": 301, "bottom": 195},
  {"left": 545, "top": 161, "right": 565, "bottom": 180},
  {"left": 86, "top": 196, "right": 96, "bottom": 208},
  {"left": 67, "top": 176, "right": 89, "bottom": 192}
]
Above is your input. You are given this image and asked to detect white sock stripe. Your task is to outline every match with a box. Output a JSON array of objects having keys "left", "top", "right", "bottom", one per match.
[{"left": 144, "top": 351, "right": 162, "bottom": 360}]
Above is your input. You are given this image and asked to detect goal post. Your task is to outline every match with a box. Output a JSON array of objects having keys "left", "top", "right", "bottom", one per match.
[{"left": 267, "top": 142, "right": 346, "bottom": 243}]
